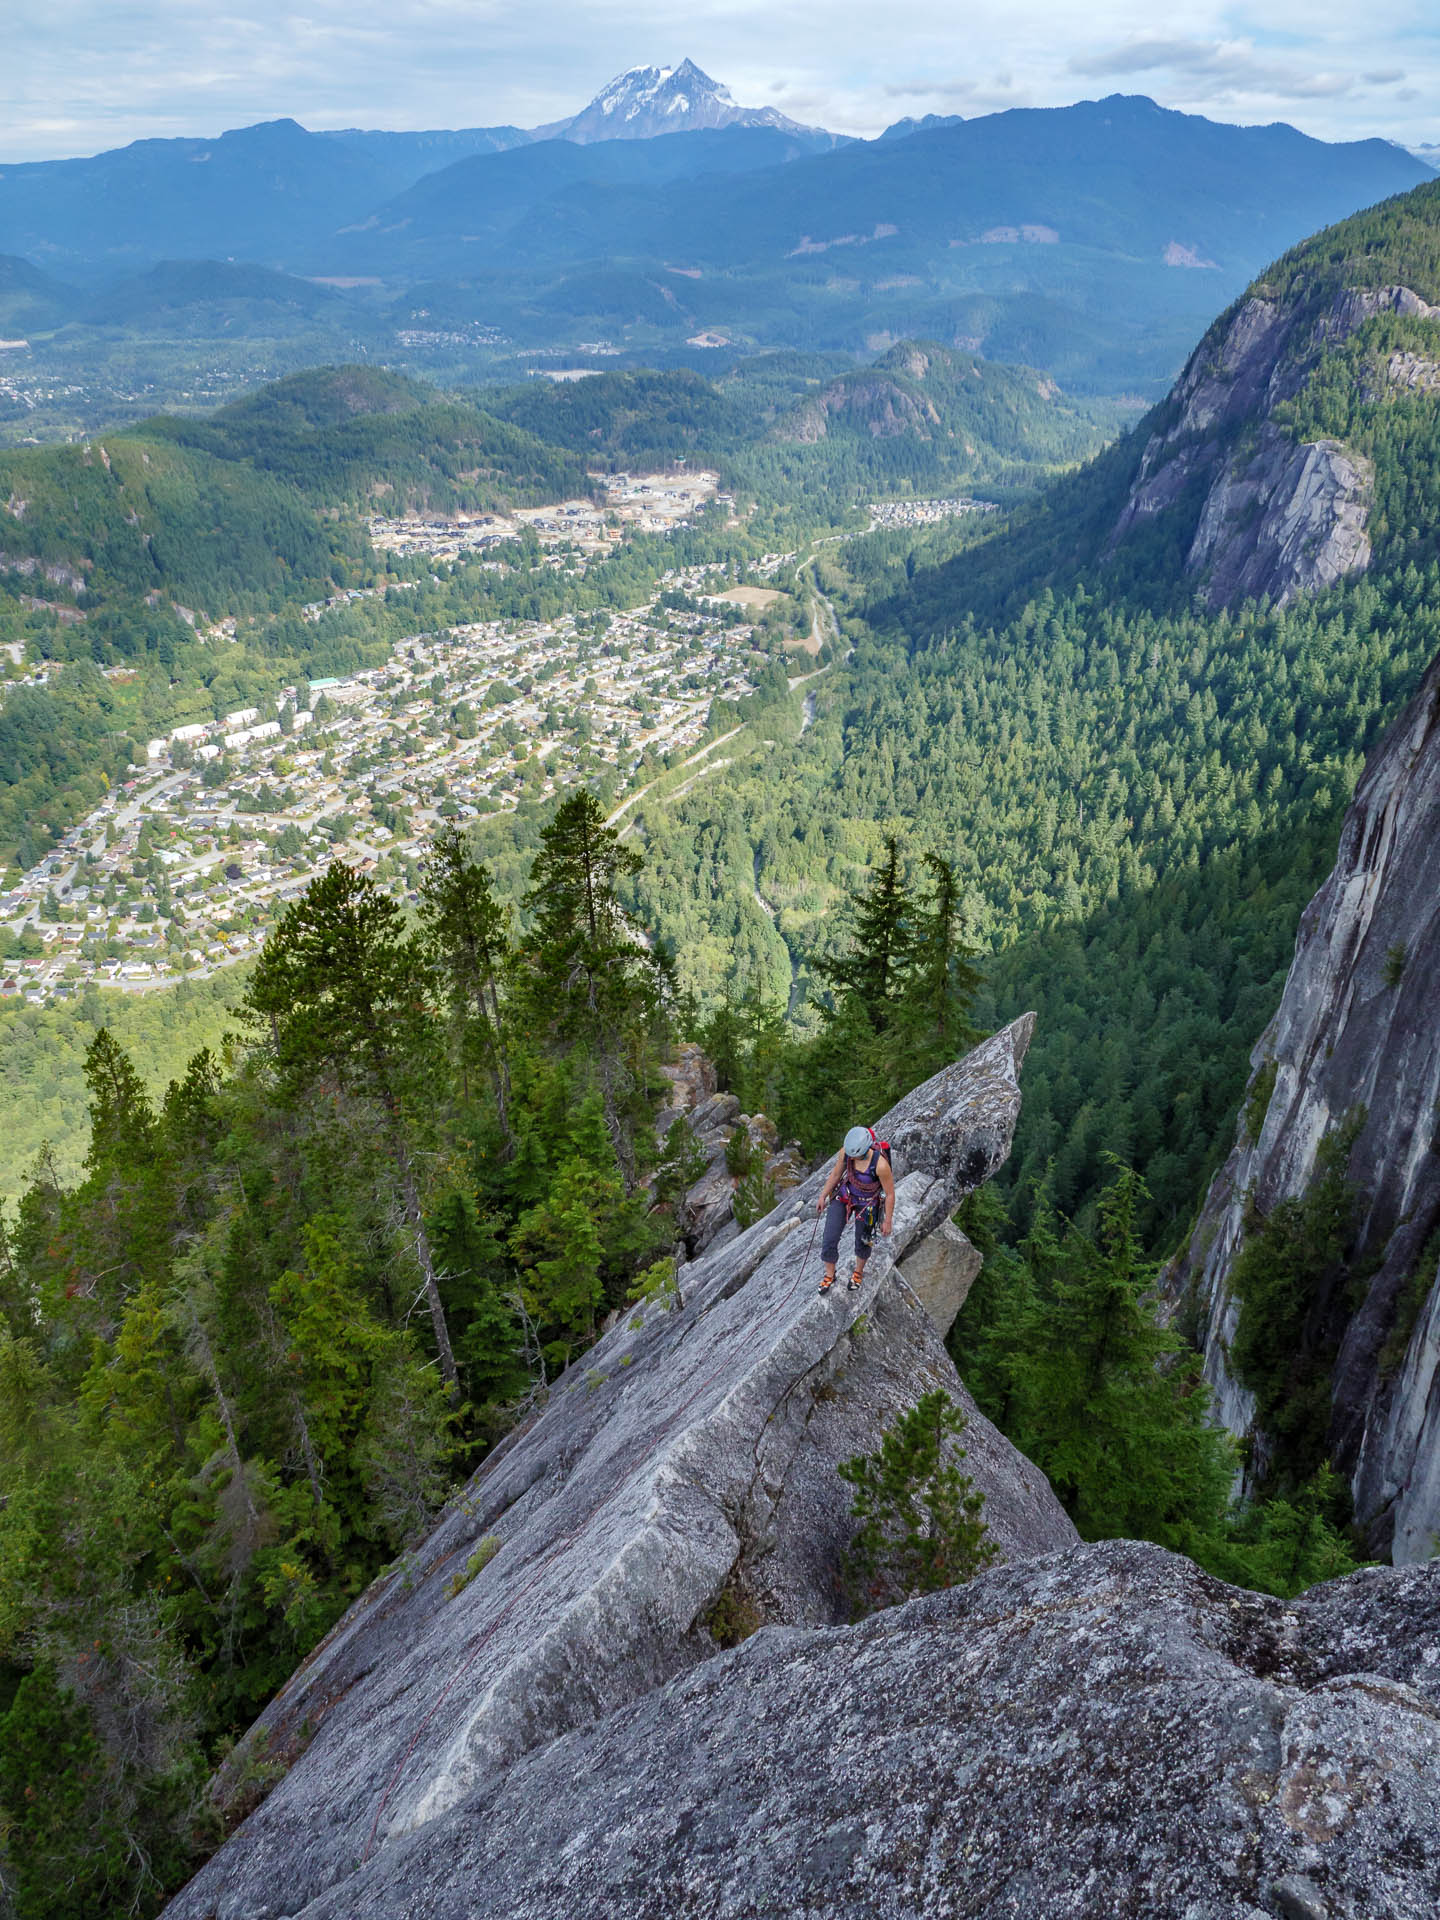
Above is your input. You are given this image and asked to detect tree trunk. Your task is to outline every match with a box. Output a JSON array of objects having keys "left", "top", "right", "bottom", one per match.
[
  {"left": 585, "top": 966, "right": 636, "bottom": 1191},
  {"left": 480, "top": 971, "right": 516, "bottom": 1161},
  {"left": 394, "top": 1135, "right": 461, "bottom": 1401}
]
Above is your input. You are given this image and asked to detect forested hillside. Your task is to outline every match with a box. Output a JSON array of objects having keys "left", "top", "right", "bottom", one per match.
[
  {"left": 619, "top": 175, "right": 1440, "bottom": 1252},
  {"left": 0, "top": 813, "right": 755, "bottom": 1915},
  {"left": 149, "top": 365, "right": 592, "bottom": 510}
]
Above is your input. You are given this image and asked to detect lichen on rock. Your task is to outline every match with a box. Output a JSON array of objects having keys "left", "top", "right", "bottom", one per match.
[{"left": 192, "top": 1542, "right": 1440, "bottom": 1919}]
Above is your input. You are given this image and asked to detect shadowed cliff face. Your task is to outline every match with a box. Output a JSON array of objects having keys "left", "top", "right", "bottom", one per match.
[
  {"left": 1168, "top": 653, "right": 1440, "bottom": 1558},
  {"left": 165, "top": 1017, "right": 1078, "bottom": 1920},
  {"left": 1110, "top": 284, "right": 1439, "bottom": 609}
]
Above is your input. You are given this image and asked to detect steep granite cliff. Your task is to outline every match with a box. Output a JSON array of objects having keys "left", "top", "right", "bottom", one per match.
[
  {"left": 165, "top": 1020, "right": 1079, "bottom": 1918},
  {"left": 1168, "top": 652, "right": 1440, "bottom": 1558},
  {"left": 1109, "top": 281, "right": 1440, "bottom": 608}
]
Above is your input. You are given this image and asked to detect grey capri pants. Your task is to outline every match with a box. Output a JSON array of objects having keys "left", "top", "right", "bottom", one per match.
[{"left": 821, "top": 1195, "right": 875, "bottom": 1265}]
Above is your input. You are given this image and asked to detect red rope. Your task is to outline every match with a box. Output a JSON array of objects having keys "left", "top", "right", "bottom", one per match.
[{"left": 361, "top": 1197, "right": 830, "bottom": 1862}]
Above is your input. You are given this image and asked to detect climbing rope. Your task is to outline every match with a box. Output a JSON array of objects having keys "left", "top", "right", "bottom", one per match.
[{"left": 361, "top": 1193, "right": 835, "bottom": 1863}]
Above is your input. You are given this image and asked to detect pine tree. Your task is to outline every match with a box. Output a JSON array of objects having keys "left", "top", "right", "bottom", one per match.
[
  {"left": 839, "top": 1390, "right": 996, "bottom": 1617},
  {"left": 83, "top": 1027, "right": 158, "bottom": 1171},
  {"left": 892, "top": 852, "right": 983, "bottom": 1079},
  {"left": 521, "top": 791, "right": 669, "bottom": 1187},
  {"left": 246, "top": 863, "right": 460, "bottom": 1396},
  {"left": 812, "top": 835, "right": 915, "bottom": 1033},
  {"left": 419, "top": 825, "right": 515, "bottom": 1155},
  {"left": 965, "top": 1164, "right": 1236, "bottom": 1549},
  {"left": 63, "top": 1031, "right": 174, "bottom": 1333}
]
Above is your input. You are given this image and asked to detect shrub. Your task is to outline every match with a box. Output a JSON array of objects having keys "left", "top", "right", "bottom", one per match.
[
  {"left": 838, "top": 1389, "right": 996, "bottom": 1619},
  {"left": 1244, "top": 1056, "right": 1278, "bottom": 1147},
  {"left": 626, "top": 1256, "right": 678, "bottom": 1311},
  {"left": 444, "top": 1534, "right": 501, "bottom": 1600}
]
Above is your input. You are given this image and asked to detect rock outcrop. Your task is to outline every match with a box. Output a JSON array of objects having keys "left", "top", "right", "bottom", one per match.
[
  {"left": 186, "top": 1541, "right": 1440, "bottom": 1920},
  {"left": 165, "top": 1018, "right": 1078, "bottom": 1919},
  {"left": 1167, "top": 652, "right": 1440, "bottom": 1557},
  {"left": 1109, "top": 283, "right": 1440, "bottom": 609},
  {"left": 655, "top": 1041, "right": 807, "bottom": 1256}
]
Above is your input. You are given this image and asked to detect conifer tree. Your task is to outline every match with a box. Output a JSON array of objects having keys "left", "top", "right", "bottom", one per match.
[
  {"left": 62, "top": 1030, "right": 174, "bottom": 1333},
  {"left": 246, "top": 862, "right": 460, "bottom": 1396},
  {"left": 839, "top": 1390, "right": 996, "bottom": 1617},
  {"left": 959, "top": 1163, "right": 1236, "bottom": 1550},
  {"left": 892, "top": 852, "right": 983, "bottom": 1083},
  {"left": 83, "top": 1027, "right": 157, "bottom": 1170},
  {"left": 812, "top": 835, "right": 914, "bottom": 1033},
  {"left": 521, "top": 791, "right": 669, "bottom": 1187},
  {"left": 419, "top": 825, "right": 515, "bottom": 1155}
]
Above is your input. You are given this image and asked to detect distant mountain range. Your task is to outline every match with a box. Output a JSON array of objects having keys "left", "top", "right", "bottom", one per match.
[
  {"left": 0, "top": 74, "right": 1429, "bottom": 398},
  {"left": 0, "top": 61, "right": 833, "bottom": 274}
]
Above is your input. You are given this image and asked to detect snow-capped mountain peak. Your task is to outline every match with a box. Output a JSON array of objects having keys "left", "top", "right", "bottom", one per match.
[{"left": 537, "top": 59, "right": 830, "bottom": 145}]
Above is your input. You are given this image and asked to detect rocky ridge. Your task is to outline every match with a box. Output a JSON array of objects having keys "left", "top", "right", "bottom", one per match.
[
  {"left": 165, "top": 1018, "right": 1075, "bottom": 1918},
  {"left": 271, "top": 1542, "right": 1440, "bottom": 1920},
  {"left": 1167, "top": 651, "right": 1440, "bottom": 1559},
  {"left": 1110, "top": 283, "right": 1440, "bottom": 609}
]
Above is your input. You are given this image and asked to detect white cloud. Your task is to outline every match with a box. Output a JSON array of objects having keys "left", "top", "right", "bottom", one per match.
[{"left": 1, "top": 1, "right": 1438, "bottom": 160}]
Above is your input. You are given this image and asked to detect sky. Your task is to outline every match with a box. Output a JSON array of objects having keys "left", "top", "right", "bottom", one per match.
[{"left": 4, "top": 0, "right": 1438, "bottom": 162}]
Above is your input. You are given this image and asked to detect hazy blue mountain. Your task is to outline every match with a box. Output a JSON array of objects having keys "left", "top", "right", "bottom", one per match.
[
  {"left": 0, "top": 253, "right": 77, "bottom": 331},
  {"left": 0, "top": 90, "right": 1428, "bottom": 400},
  {"left": 318, "top": 125, "right": 531, "bottom": 169},
  {"left": 0, "top": 65, "right": 831, "bottom": 280},
  {"left": 500, "top": 95, "right": 1425, "bottom": 274},
  {"left": 0, "top": 120, "right": 380, "bottom": 273},
  {"left": 878, "top": 113, "right": 966, "bottom": 141},
  {"left": 320, "top": 95, "right": 1425, "bottom": 391},
  {"left": 79, "top": 259, "right": 353, "bottom": 335},
  {"left": 0, "top": 117, "right": 526, "bottom": 275},
  {"left": 335, "top": 127, "right": 832, "bottom": 270}
]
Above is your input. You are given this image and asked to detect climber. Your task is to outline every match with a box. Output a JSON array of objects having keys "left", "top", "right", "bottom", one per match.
[{"left": 816, "top": 1124, "right": 895, "bottom": 1293}]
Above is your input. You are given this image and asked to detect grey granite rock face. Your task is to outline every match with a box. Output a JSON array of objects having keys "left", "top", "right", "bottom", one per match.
[
  {"left": 894, "top": 1216, "right": 982, "bottom": 1336},
  {"left": 165, "top": 1018, "right": 1077, "bottom": 1920},
  {"left": 1109, "top": 283, "right": 1438, "bottom": 611},
  {"left": 1167, "top": 655, "right": 1440, "bottom": 1557},
  {"left": 658, "top": 1044, "right": 808, "bottom": 1255},
  {"left": 220, "top": 1542, "right": 1440, "bottom": 1920},
  {"left": 1187, "top": 429, "right": 1372, "bottom": 611}
]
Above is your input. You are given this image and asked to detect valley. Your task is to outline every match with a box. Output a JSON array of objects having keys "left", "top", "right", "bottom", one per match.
[{"left": 5, "top": 53, "right": 1440, "bottom": 1920}]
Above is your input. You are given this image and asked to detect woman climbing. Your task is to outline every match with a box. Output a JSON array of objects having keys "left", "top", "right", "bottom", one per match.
[{"left": 816, "top": 1124, "right": 895, "bottom": 1293}]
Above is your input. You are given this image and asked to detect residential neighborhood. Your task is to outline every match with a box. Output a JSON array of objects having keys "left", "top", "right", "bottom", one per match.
[
  {"left": 0, "top": 560, "right": 780, "bottom": 1004},
  {"left": 865, "top": 494, "right": 998, "bottom": 530}
]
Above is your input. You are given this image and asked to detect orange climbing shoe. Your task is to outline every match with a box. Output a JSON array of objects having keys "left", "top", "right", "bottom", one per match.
[
  {"left": 818, "top": 1269, "right": 837, "bottom": 1293},
  {"left": 849, "top": 1263, "right": 866, "bottom": 1290}
]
